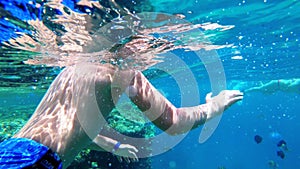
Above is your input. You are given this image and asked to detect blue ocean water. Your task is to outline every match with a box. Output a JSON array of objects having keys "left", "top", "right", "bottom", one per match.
[{"left": 0, "top": 0, "right": 299, "bottom": 169}]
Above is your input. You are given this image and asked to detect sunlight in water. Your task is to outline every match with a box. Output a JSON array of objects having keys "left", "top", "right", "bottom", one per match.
[{"left": 1, "top": 0, "right": 234, "bottom": 70}]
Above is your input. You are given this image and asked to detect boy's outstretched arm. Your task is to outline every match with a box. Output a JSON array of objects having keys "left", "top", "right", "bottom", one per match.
[{"left": 121, "top": 71, "right": 243, "bottom": 135}]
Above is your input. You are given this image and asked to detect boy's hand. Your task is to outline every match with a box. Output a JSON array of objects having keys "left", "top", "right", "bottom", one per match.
[
  {"left": 206, "top": 90, "right": 243, "bottom": 119},
  {"left": 115, "top": 144, "right": 139, "bottom": 163}
]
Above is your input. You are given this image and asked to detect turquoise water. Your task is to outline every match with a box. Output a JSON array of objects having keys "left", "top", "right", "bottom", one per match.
[{"left": 0, "top": 0, "right": 300, "bottom": 169}]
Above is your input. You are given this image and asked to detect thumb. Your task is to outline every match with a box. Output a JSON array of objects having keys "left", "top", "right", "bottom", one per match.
[{"left": 205, "top": 92, "right": 213, "bottom": 103}]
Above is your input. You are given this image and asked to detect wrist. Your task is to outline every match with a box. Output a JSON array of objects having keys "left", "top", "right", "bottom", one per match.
[
  {"left": 206, "top": 101, "right": 223, "bottom": 120},
  {"left": 111, "top": 142, "right": 121, "bottom": 153}
]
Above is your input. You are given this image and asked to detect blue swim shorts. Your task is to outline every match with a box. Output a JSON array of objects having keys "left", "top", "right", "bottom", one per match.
[{"left": 0, "top": 138, "right": 62, "bottom": 169}]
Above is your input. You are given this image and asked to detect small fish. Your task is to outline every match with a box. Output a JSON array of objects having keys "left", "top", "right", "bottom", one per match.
[
  {"left": 277, "top": 139, "right": 286, "bottom": 147},
  {"left": 277, "top": 139, "right": 288, "bottom": 151},
  {"left": 277, "top": 150, "right": 285, "bottom": 159},
  {"left": 268, "top": 160, "right": 279, "bottom": 169},
  {"left": 254, "top": 135, "right": 263, "bottom": 144}
]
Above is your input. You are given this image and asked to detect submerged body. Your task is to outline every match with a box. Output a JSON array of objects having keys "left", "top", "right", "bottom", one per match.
[
  {"left": 245, "top": 79, "right": 300, "bottom": 94},
  {"left": 14, "top": 64, "right": 122, "bottom": 167},
  {"left": 12, "top": 63, "right": 243, "bottom": 168}
]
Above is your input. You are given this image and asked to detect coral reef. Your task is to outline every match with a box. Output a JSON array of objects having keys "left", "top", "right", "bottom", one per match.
[{"left": 0, "top": 105, "right": 33, "bottom": 142}]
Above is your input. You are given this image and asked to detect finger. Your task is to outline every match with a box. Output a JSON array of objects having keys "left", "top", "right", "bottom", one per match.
[
  {"left": 125, "top": 157, "right": 130, "bottom": 163},
  {"left": 125, "top": 145, "right": 138, "bottom": 153},
  {"left": 227, "top": 90, "right": 243, "bottom": 96},
  {"left": 228, "top": 96, "right": 243, "bottom": 105},
  {"left": 133, "top": 157, "right": 138, "bottom": 162},
  {"left": 226, "top": 92, "right": 243, "bottom": 101},
  {"left": 129, "top": 151, "right": 138, "bottom": 162},
  {"left": 117, "top": 156, "right": 123, "bottom": 163},
  {"left": 118, "top": 156, "right": 123, "bottom": 162},
  {"left": 133, "top": 155, "right": 139, "bottom": 162},
  {"left": 129, "top": 146, "right": 139, "bottom": 153},
  {"left": 229, "top": 89, "right": 243, "bottom": 93},
  {"left": 205, "top": 92, "right": 213, "bottom": 103},
  {"left": 233, "top": 95, "right": 244, "bottom": 101},
  {"left": 132, "top": 157, "right": 138, "bottom": 162},
  {"left": 232, "top": 91, "right": 244, "bottom": 97}
]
